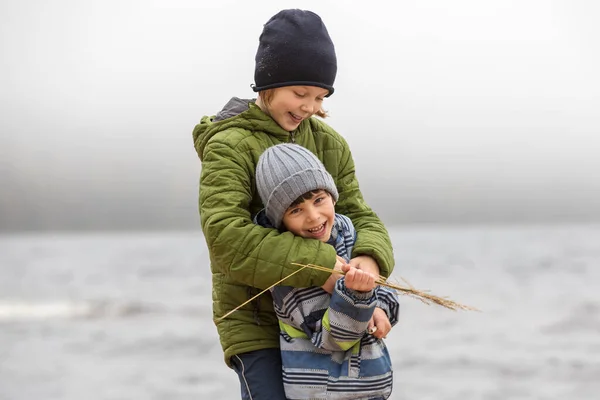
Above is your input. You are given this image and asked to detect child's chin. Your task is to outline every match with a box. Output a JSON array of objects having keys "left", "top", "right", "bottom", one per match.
[
  {"left": 298, "top": 232, "right": 330, "bottom": 242},
  {"left": 316, "top": 233, "right": 332, "bottom": 243}
]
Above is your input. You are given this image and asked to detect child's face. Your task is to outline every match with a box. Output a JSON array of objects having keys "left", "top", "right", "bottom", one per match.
[
  {"left": 264, "top": 86, "right": 329, "bottom": 131},
  {"left": 282, "top": 190, "right": 336, "bottom": 242}
]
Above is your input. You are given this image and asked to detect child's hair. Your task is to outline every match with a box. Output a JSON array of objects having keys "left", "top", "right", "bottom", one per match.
[
  {"left": 255, "top": 144, "right": 338, "bottom": 229},
  {"left": 288, "top": 189, "right": 332, "bottom": 208},
  {"left": 259, "top": 89, "right": 329, "bottom": 119}
]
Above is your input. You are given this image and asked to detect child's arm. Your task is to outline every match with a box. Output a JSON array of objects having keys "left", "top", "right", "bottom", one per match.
[
  {"left": 321, "top": 256, "right": 346, "bottom": 294},
  {"left": 331, "top": 134, "right": 395, "bottom": 278},
  {"left": 372, "top": 286, "right": 401, "bottom": 328},
  {"left": 199, "top": 135, "right": 338, "bottom": 290},
  {"left": 274, "top": 269, "right": 377, "bottom": 352},
  {"left": 328, "top": 213, "right": 396, "bottom": 337},
  {"left": 318, "top": 278, "right": 377, "bottom": 351}
]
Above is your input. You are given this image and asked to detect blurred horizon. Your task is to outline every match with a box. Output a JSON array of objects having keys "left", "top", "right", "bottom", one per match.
[
  {"left": 3, "top": 225, "right": 599, "bottom": 399},
  {"left": 1, "top": 0, "right": 599, "bottom": 232}
]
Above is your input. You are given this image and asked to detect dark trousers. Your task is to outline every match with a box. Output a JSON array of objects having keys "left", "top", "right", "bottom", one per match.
[
  {"left": 230, "top": 348, "right": 287, "bottom": 399},
  {"left": 230, "top": 348, "right": 387, "bottom": 400}
]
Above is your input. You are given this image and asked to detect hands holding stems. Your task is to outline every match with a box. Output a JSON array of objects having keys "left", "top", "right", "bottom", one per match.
[
  {"left": 341, "top": 263, "right": 376, "bottom": 292},
  {"left": 320, "top": 254, "right": 393, "bottom": 339}
]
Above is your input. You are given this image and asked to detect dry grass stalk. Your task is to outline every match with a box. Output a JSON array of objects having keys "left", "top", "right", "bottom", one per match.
[
  {"left": 216, "top": 265, "right": 309, "bottom": 321},
  {"left": 218, "top": 262, "right": 478, "bottom": 321},
  {"left": 291, "top": 263, "right": 479, "bottom": 312}
]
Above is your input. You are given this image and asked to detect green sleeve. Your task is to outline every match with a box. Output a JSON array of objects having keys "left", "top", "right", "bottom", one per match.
[
  {"left": 333, "top": 138, "right": 395, "bottom": 277},
  {"left": 199, "top": 137, "right": 337, "bottom": 290}
]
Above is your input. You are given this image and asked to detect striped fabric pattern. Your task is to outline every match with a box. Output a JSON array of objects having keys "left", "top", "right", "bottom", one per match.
[{"left": 255, "top": 211, "right": 400, "bottom": 399}]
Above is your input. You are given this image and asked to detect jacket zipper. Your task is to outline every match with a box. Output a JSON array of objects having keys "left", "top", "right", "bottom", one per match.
[{"left": 289, "top": 131, "right": 296, "bottom": 143}]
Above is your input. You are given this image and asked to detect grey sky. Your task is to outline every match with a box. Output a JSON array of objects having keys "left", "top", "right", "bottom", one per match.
[{"left": 1, "top": 0, "right": 599, "bottom": 231}]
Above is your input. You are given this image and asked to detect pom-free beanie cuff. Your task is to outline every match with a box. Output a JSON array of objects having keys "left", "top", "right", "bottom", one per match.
[
  {"left": 264, "top": 168, "right": 338, "bottom": 229},
  {"left": 252, "top": 81, "right": 335, "bottom": 97}
]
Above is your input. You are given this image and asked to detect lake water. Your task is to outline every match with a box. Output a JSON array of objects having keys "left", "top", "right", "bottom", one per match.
[{"left": 1, "top": 225, "right": 599, "bottom": 399}]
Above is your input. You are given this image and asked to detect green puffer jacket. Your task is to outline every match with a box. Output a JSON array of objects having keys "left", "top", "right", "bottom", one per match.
[{"left": 192, "top": 97, "right": 394, "bottom": 366}]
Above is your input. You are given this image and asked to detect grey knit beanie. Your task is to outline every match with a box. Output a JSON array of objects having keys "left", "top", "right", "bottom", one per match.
[{"left": 256, "top": 144, "right": 339, "bottom": 229}]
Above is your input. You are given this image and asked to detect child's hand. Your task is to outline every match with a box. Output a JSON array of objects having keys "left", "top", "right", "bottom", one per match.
[
  {"left": 334, "top": 255, "right": 346, "bottom": 272},
  {"left": 367, "top": 308, "right": 392, "bottom": 339},
  {"left": 321, "top": 256, "right": 347, "bottom": 294},
  {"left": 342, "top": 264, "right": 376, "bottom": 292}
]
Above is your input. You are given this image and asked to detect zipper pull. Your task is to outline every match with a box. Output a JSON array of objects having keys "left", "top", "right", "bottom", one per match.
[{"left": 289, "top": 131, "right": 295, "bottom": 143}]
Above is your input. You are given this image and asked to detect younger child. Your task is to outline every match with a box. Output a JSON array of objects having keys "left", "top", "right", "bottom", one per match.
[{"left": 254, "top": 143, "right": 400, "bottom": 400}]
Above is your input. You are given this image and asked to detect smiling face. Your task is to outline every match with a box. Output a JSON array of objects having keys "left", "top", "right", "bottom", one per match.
[
  {"left": 281, "top": 190, "right": 336, "bottom": 242},
  {"left": 258, "top": 86, "right": 329, "bottom": 131}
]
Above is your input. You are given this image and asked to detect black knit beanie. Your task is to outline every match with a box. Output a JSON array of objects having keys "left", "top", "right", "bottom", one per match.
[{"left": 253, "top": 9, "right": 337, "bottom": 97}]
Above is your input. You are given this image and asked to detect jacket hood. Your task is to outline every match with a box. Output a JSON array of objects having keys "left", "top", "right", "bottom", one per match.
[
  {"left": 192, "top": 97, "right": 291, "bottom": 161},
  {"left": 214, "top": 97, "right": 252, "bottom": 122}
]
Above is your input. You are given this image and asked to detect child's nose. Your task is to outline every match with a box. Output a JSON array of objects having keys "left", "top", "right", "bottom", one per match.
[
  {"left": 301, "top": 101, "right": 316, "bottom": 114},
  {"left": 307, "top": 208, "right": 320, "bottom": 221}
]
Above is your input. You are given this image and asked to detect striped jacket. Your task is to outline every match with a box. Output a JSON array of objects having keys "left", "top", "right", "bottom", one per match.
[{"left": 255, "top": 211, "right": 400, "bottom": 399}]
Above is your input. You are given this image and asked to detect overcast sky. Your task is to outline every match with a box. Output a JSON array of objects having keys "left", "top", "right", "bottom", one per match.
[{"left": 1, "top": 0, "right": 599, "bottom": 231}]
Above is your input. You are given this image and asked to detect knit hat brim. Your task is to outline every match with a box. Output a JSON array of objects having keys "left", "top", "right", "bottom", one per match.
[
  {"left": 265, "top": 168, "right": 339, "bottom": 229},
  {"left": 252, "top": 81, "right": 335, "bottom": 97}
]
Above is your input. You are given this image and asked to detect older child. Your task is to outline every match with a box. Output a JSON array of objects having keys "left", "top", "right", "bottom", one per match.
[
  {"left": 192, "top": 9, "right": 395, "bottom": 399},
  {"left": 254, "top": 143, "right": 400, "bottom": 400}
]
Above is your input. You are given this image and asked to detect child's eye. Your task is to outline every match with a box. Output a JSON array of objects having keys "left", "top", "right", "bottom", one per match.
[
  {"left": 294, "top": 92, "right": 306, "bottom": 98},
  {"left": 289, "top": 208, "right": 301, "bottom": 215},
  {"left": 314, "top": 197, "right": 325, "bottom": 204}
]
